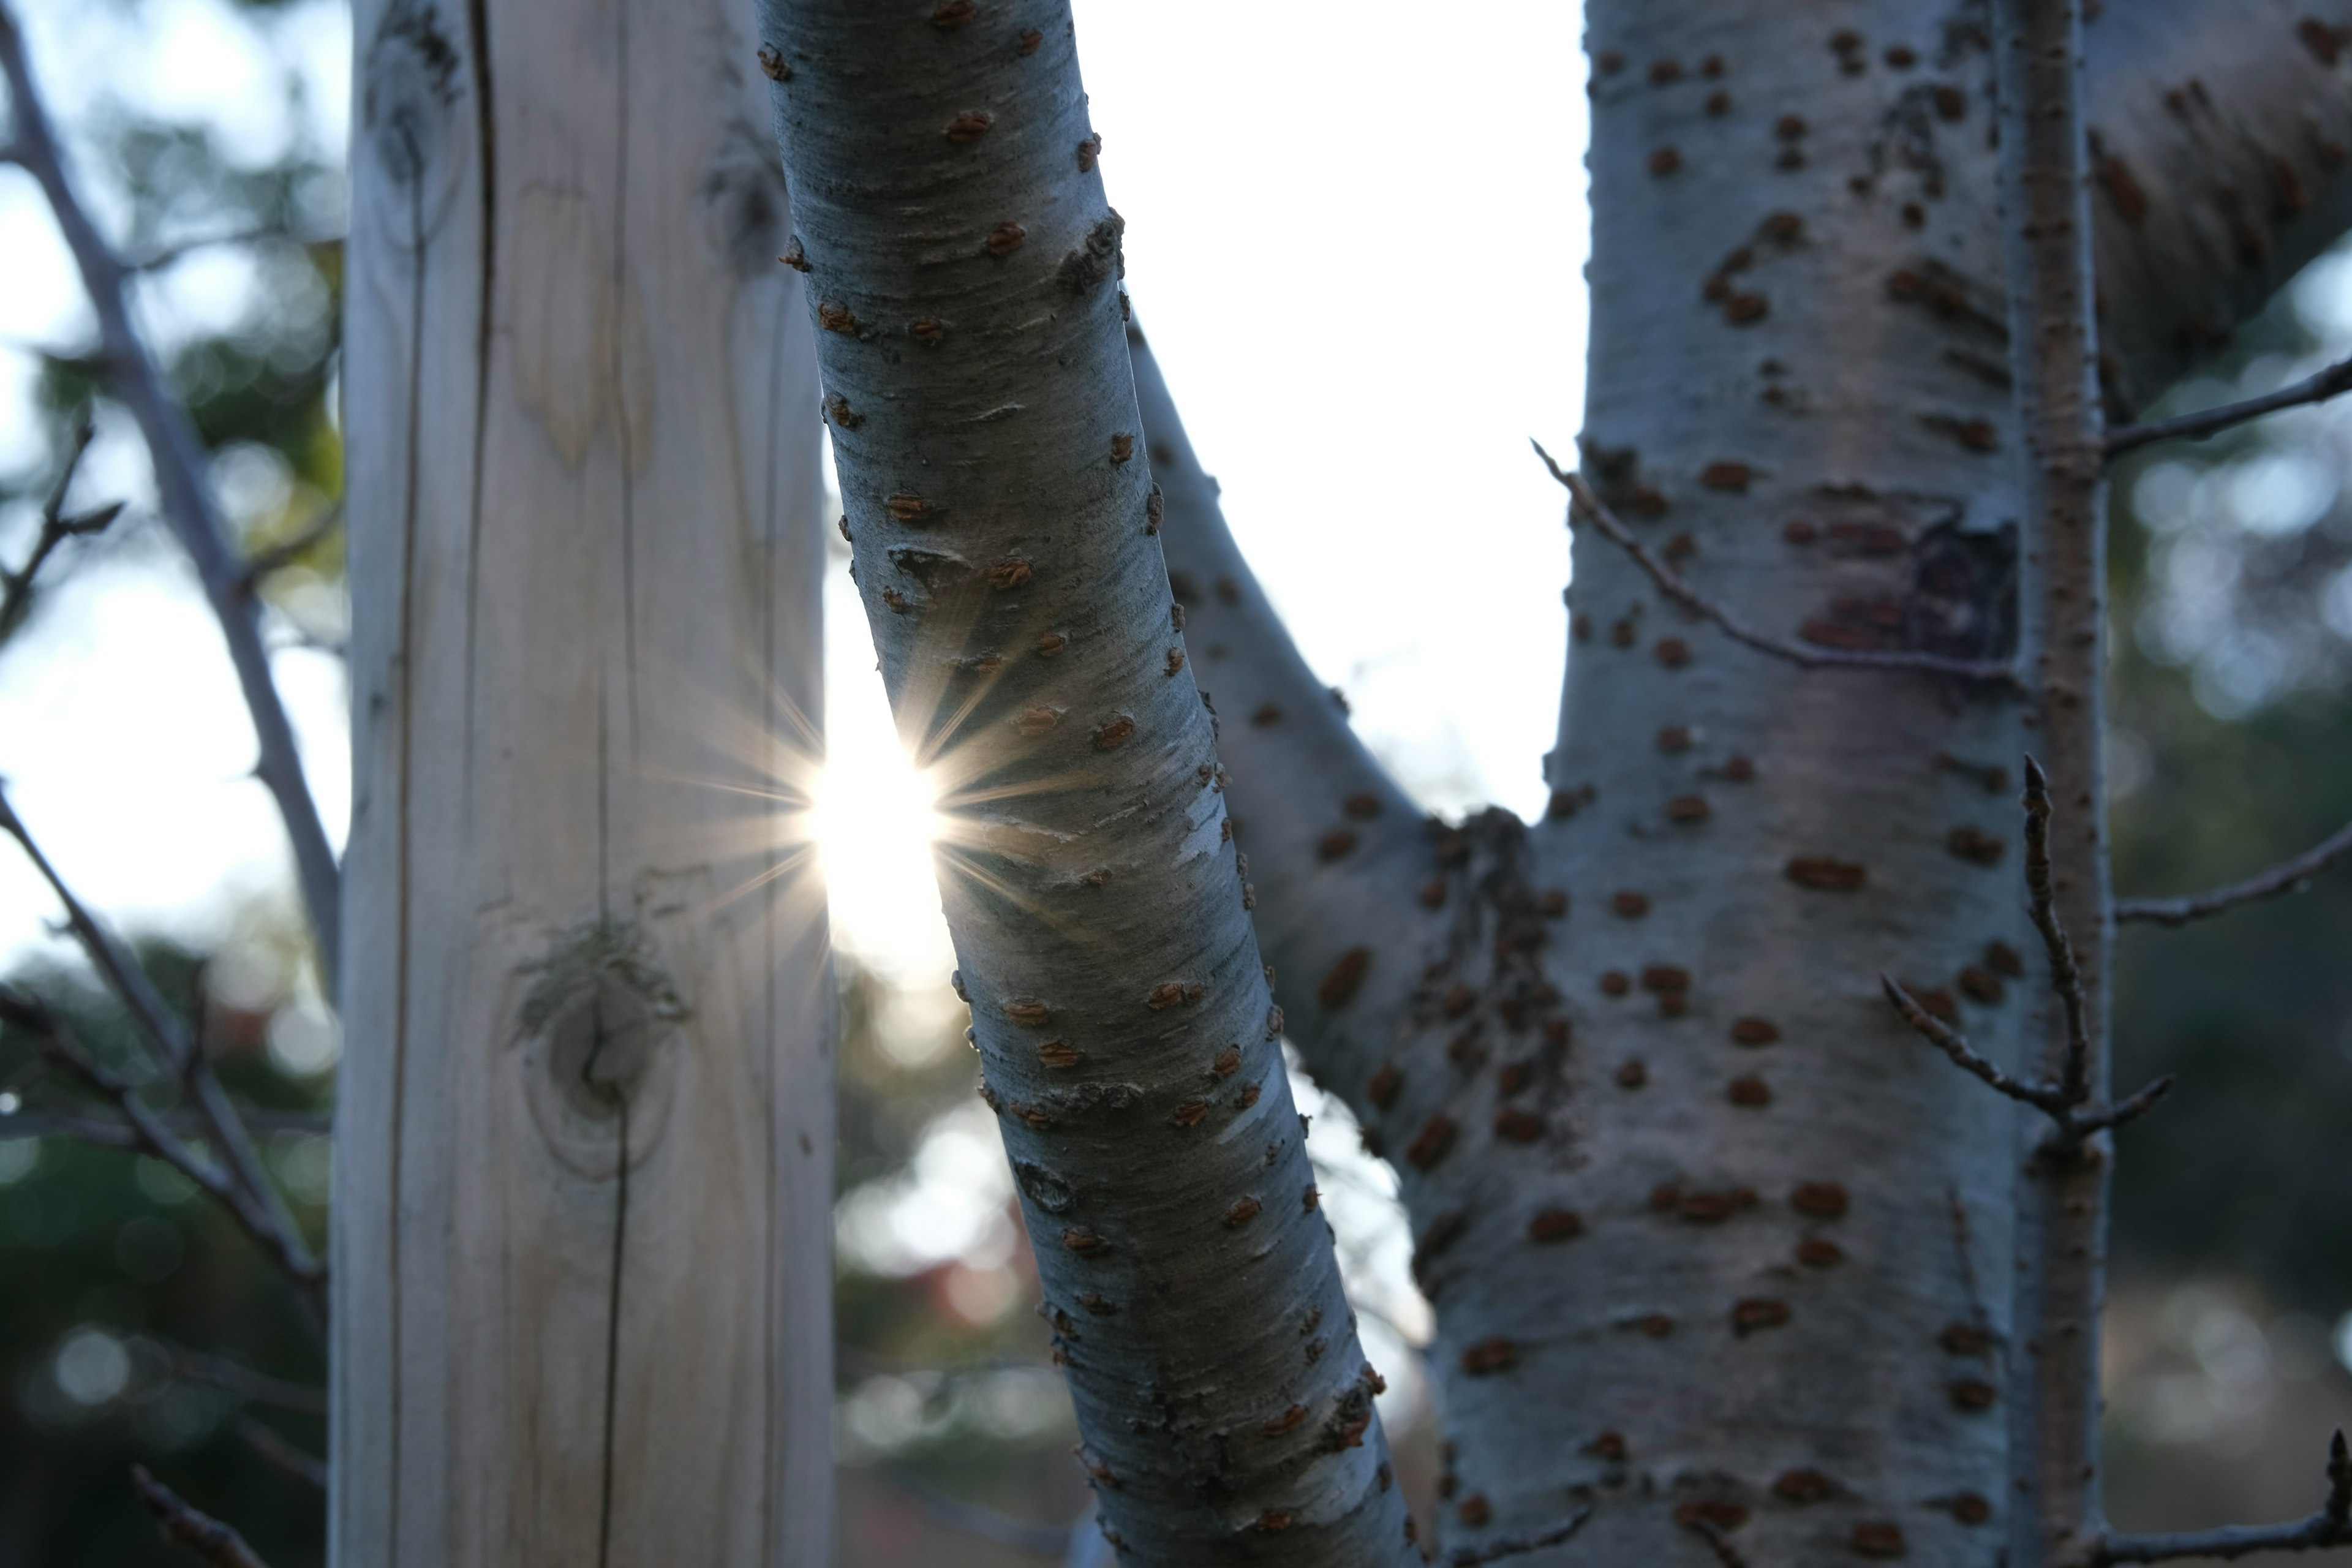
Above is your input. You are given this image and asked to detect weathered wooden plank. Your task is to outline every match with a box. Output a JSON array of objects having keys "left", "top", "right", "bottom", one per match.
[{"left": 339, "top": 2, "right": 831, "bottom": 1562}]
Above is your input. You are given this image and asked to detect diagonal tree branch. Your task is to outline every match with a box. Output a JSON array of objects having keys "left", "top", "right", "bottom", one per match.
[
  {"left": 1882, "top": 764, "right": 2172, "bottom": 1148},
  {"left": 1534, "top": 442, "right": 2026, "bottom": 692},
  {"left": 760, "top": 5, "right": 1414, "bottom": 1558},
  {"left": 0, "top": 6, "right": 339, "bottom": 988},
  {"left": 1132, "top": 323, "right": 1436, "bottom": 1104},
  {"left": 2106, "top": 353, "right": 2352, "bottom": 458},
  {"left": 2116, "top": 816, "right": 2352, "bottom": 927},
  {"left": 2093, "top": 1430, "right": 2351, "bottom": 1564},
  {"left": 2022, "top": 757, "right": 2095, "bottom": 1107},
  {"left": 1449, "top": 1509, "right": 1594, "bottom": 1566},
  {"left": 0, "top": 412, "right": 126, "bottom": 644},
  {"left": 139, "top": 1336, "right": 327, "bottom": 1416},
  {"left": 1881, "top": 974, "right": 2070, "bottom": 1115},
  {"left": 0, "top": 788, "right": 323, "bottom": 1321},
  {"left": 0, "top": 988, "right": 326, "bottom": 1314},
  {"left": 230, "top": 1414, "right": 328, "bottom": 1491},
  {"left": 130, "top": 1465, "right": 274, "bottom": 1568},
  {"left": 2087, "top": 2, "right": 2352, "bottom": 413},
  {"left": 235, "top": 500, "right": 342, "bottom": 600}
]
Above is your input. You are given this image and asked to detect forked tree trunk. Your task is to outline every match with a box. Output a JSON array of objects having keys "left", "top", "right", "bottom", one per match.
[
  {"left": 1157, "top": 2, "right": 2352, "bottom": 1564},
  {"left": 337, "top": 1, "right": 834, "bottom": 1562}
]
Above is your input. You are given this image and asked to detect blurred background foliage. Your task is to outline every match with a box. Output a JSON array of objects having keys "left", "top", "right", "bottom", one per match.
[{"left": 0, "top": 0, "right": 2347, "bottom": 1562}]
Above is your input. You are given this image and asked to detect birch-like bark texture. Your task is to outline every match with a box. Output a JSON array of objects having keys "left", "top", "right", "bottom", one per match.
[
  {"left": 2086, "top": 0, "right": 2352, "bottom": 412},
  {"left": 1997, "top": 4, "right": 2114, "bottom": 1565},
  {"left": 1082, "top": 5, "right": 2352, "bottom": 1566},
  {"left": 1131, "top": 327, "right": 1447, "bottom": 1110},
  {"left": 753, "top": 8, "right": 1412, "bottom": 1563},
  {"left": 1455, "top": 4, "right": 2032, "bottom": 1559},
  {"left": 337, "top": 1, "right": 834, "bottom": 1562}
]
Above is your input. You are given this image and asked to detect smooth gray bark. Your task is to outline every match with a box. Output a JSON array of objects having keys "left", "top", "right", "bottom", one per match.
[
  {"left": 753, "top": 7, "right": 1412, "bottom": 1564},
  {"left": 338, "top": 0, "right": 835, "bottom": 1561}
]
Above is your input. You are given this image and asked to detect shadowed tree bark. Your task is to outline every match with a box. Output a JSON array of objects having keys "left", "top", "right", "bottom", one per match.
[
  {"left": 753, "top": 3, "right": 1415, "bottom": 1562},
  {"left": 337, "top": 0, "right": 834, "bottom": 1562}
]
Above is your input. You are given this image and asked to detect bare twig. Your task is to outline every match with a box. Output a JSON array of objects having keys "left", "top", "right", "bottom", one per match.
[
  {"left": 236, "top": 500, "right": 342, "bottom": 598},
  {"left": 2073, "top": 1073, "right": 2176, "bottom": 1137},
  {"left": 2093, "top": 1430, "right": 2351, "bottom": 1562},
  {"left": 2106, "top": 353, "right": 2352, "bottom": 458},
  {"left": 0, "top": 988, "right": 326, "bottom": 1311},
  {"left": 0, "top": 6, "right": 339, "bottom": 986},
  {"left": 1449, "top": 1508, "right": 1595, "bottom": 1566},
  {"left": 232, "top": 1414, "right": 328, "bottom": 1490},
  {"left": 1, "top": 1104, "right": 331, "bottom": 1142},
  {"left": 1883, "top": 780, "right": 2176, "bottom": 1152},
  {"left": 1, "top": 413, "right": 125, "bottom": 643},
  {"left": 130, "top": 1464, "right": 274, "bottom": 1568},
  {"left": 127, "top": 224, "right": 339, "bottom": 274},
  {"left": 2117, "top": 816, "right": 2352, "bottom": 927},
  {"left": 1534, "top": 440, "right": 2024, "bottom": 692},
  {"left": 141, "top": 1336, "right": 327, "bottom": 1415},
  {"left": 1882, "top": 974, "right": 2068, "bottom": 1113},
  {"left": 0, "top": 780, "right": 320, "bottom": 1316},
  {"left": 1883, "top": 977, "right": 2171, "bottom": 1141},
  {"left": 2022, "top": 758, "right": 2093, "bottom": 1106}
]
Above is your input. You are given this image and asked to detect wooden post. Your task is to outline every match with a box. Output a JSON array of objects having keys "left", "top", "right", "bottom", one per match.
[{"left": 336, "top": 1, "right": 833, "bottom": 1562}]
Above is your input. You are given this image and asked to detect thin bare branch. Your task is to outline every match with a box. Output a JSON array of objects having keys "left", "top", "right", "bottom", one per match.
[
  {"left": 0, "top": 6, "right": 339, "bottom": 984},
  {"left": 0, "top": 989, "right": 326, "bottom": 1310},
  {"left": 2073, "top": 1073, "right": 2176, "bottom": 1136},
  {"left": 2022, "top": 757, "right": 2093, "bottom": 1106},
  {"left": 1, "top": 413, "right": 124, "bottom": 643},
  {"left": 1882, "top": 974, "right": 2068, "bottom": 1112},
  {"left": 127, "top": 224, "right": 339, "bottom": 274},
  {"left": 1880, "top": 974, "right": 2170, "bottom": 1145},
  {"left": 1449, "top": 1509, "right": 1594, "bottom": 1566},
  {"left": 235, "top": 500, "right": 342, "bottom": 598},
  {"left": 130, "top": 1464, "right": 274, "bottom": 1568},
  {"left": 1, "top": 1104, "right": 331, "bottom": 1142},
  {"left": 2117, "top": 816, "right": 2352, "bottom": 927},
  {"left": 1535, "top": 441, "right": 2026, "bottom": 693},
  {"left": 232, "top": 1414, "right": 328, "bottom": 1490},
  {"left": 2106, "top": 354, "right": 2352, "bottom": 458},
  {"left": 140, "top": 1336, "right": 327, "bottom": 1416},
  {"left": 2093, "top": 1430, "right": 2350, "bottom": 1562},
  {"left": 0, "top": 784, "right": 318, "bottom": 1317}
]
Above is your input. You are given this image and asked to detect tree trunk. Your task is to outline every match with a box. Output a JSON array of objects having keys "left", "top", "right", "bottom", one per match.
[
  {"left": 1161, "top": 3, "right": 2352, "bottom": 1564},
  {"left": 754, "top": 6, "right": 1414, "bottom": 1562},
  {"left": 336, "top": 2, "right": 834, "bottom": 1563}
]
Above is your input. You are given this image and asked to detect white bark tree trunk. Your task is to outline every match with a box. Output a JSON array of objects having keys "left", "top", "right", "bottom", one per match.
[
  {"left": 754, "top": 6, "right": 1415, "bottom": 1561},
  {"left": 336, "top": 2, "right": 834, "bottom": 1564},
  {"left": 1163, "top": 2, "right": 2352, "bottom": 1564}
]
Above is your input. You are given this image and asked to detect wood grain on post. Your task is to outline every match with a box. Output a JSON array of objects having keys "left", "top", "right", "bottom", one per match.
[{"left": 337, "top": 2, "right": 834, "bottom": 1562}]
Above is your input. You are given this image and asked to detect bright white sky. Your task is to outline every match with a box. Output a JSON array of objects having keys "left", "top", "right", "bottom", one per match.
[{"left": 0, "top": 0, "right": 1590, "bottom": 979}]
